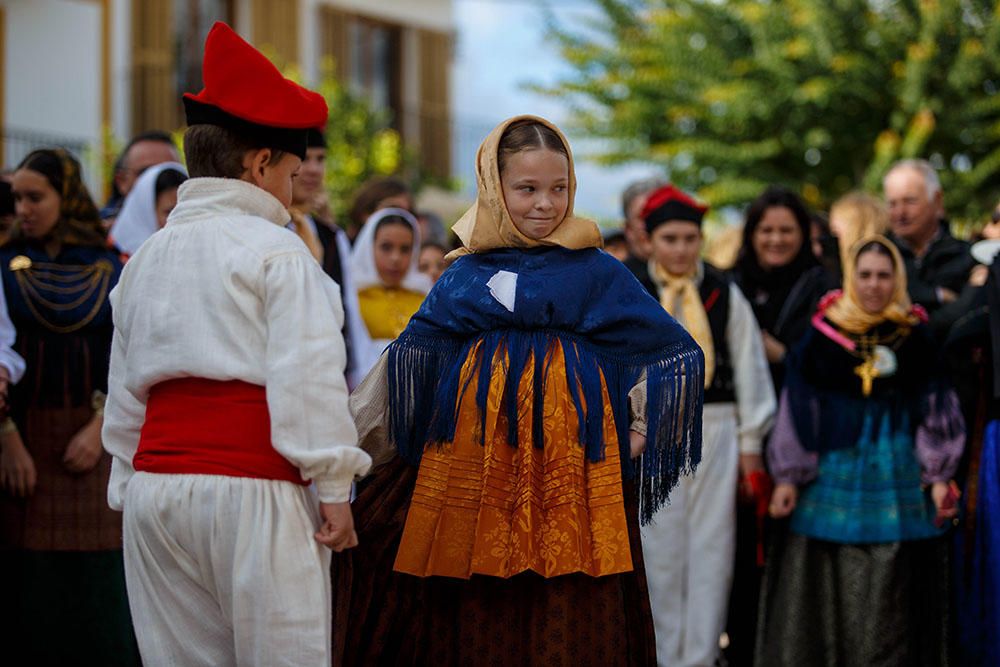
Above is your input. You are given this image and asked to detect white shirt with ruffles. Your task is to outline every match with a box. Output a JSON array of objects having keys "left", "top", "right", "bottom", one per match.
[{"left": 103, "top": 177, "right": 371, "bottom": 510}]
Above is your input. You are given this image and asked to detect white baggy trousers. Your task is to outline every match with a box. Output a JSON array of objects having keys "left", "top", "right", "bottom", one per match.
[
  {"left": 122, "top": 472, "right": 332, "bottom": 667},
  {"left": 641, "top": 403, "right": 739, "bottom": 667}
]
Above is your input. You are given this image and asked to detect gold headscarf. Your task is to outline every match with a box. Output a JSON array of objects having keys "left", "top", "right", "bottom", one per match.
[
  {"left": 448, "top": 115, "right": 603, "bottom": 259},
  {"left": 826, "top": 234, "right": 920, "bottom": 334},
  {"left": 9, "top": 148, "right": 106, "bottom": 248}
]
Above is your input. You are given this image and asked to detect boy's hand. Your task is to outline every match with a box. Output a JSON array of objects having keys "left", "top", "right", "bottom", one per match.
[
  {"left": 315, "top": 501, "right": 359, "bottom": 552},
  {"left": 63, "top": 416, "right": 103, "bottom": 474}
]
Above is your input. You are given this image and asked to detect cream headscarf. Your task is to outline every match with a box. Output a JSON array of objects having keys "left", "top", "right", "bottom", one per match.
[
  {"left": 448, "top": 115, "right": 603, "bottom": 259},
  {"left": 826, "top": 234, "right": 921, "bottom": 334},
  {"left": 110, "top": 162, "right": 187, "bottom": 256}
]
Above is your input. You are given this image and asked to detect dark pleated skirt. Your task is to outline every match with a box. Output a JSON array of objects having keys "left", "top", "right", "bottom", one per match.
[
  {"left": 755, "top": 530, "right": 951, "bottom": 667},
  {"left": 331, "top": 455, "right": 657, "bottom": 667}
]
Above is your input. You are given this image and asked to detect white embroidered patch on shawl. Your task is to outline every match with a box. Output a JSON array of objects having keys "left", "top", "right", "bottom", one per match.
[{"left": 487, "top": 270, "right": 518, "bottom": 312}]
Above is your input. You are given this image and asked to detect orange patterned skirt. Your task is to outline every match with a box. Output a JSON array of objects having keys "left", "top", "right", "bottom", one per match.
[{"left": 393, "top": 339, "right": 633, "bottom": 579}]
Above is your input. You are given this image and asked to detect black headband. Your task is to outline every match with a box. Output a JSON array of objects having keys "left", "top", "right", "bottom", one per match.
[
  {"left": 644, "top": 201, "right": 705, "bottom": 234},
  {"left": 184, "top": 97, "right": 309, "bottom": 160}
]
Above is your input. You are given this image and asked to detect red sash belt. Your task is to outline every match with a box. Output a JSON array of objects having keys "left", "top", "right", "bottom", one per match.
[{"left": 133, "top": 378, "right": 307, "bottom": 485}]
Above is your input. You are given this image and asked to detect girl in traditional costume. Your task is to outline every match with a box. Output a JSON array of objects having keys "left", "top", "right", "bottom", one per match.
[
  {"left": 0, "top": 148, "right": 137, "bottom": 664},
  {"left": 332, "top": 115, "right": 704, "bottom": 665},
  {"left": 758, "top": 236, "right": 964, "bottom": 666},
  {"left": 347, "top": 207, "right": 429, "bottom": 384}
]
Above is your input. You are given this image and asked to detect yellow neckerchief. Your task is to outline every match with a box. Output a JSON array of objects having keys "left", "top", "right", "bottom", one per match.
[
  {"left": 446, "top": 115, "right": 603, "bottom": 260},
  {"left": 826, "top": 235, "right": 920, "bottom": 334},
  {"left": 651, "top": 260, "right": 715, "bottom": 388},
  {"left": 288, "top": 207, "right": 324, "bottom": 263}
]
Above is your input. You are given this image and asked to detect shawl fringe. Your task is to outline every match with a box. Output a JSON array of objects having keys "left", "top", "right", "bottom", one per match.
[{"left": 387, "top": 329, "right": 704, "bottom": 524}]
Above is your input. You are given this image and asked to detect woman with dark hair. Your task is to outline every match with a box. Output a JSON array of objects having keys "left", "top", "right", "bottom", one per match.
[
  {"left": 727, "top": 185, "right": 834, "bottom": 666},
  {"left": 0, "top": 149, "right": 136, "bottom": 663},
  {"left": 757, "top": 237, "right": 963, "bottom": 666},
  {"left": 732, "top": 186, "right": 834, "bottom": 392}
]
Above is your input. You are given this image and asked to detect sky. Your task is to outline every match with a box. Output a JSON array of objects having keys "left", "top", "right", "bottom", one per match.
[{"left": 450, "top": 0, "right": 660, "bottom": 224}]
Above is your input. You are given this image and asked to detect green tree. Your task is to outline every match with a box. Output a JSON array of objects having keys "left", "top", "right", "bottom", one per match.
[
  {"left": 540, "top": 0, "right": 1000, "bottom": 220},
  {"left": 280, "top": 57, "right": 408, "bottom": 223}
]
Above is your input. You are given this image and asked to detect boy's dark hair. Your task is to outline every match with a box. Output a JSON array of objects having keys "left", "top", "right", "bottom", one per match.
[
  {"left": 497, "top": 121, "right": 568, "bottom": 174},
  {"left": 183, "top": 125, "right": 287, "bottom": 178}
]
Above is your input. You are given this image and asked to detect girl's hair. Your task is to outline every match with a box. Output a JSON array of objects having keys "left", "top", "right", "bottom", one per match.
[
  {"left": 420, "top": 240, "right": 446, "bottom": 254},
  {"left": 154, "top": 168, "right": 187, "bottom": 198},
  {"left": 350, "top": 177, "right": 411, "bottom": 227},
  {"left": 374, "top": 214, "right": 415, "bottom": 238},
  {"left": 497, "top": 121, "right": 568, "bottom": 174},
  {"left": 856, "top": 239, "right": 894, "bottom": 262},
  {"left": 18, "top": 150, "right": 64, "bottom": 194}
]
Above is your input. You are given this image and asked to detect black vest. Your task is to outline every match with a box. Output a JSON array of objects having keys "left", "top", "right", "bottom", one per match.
[
  {"left": 632, "top": 261, "right": 735, "bottom": 404},
  {"left": 699, "top": 265, "right": 735, "bottom": 404}
]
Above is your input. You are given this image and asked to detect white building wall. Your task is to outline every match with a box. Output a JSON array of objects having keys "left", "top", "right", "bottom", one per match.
[
  {"left": 321, "top": 0, "right": 452, "bottom": 32},
  {"left": 2, "top": 0, "right": 103, "bottom": 191}
]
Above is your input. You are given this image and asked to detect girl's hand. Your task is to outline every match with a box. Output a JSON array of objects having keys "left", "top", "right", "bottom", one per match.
[
  {"left": 315, "top": 501, "right": 359, "bottom": 552},
  {"left": 629, "top": 430, "right": 647, "bottom": 459},
  {"left": 769, "top": 483, "right": 798, "bottom": 518},
  {"left": 931, "top": 481, "right": 959, "bottom": 520},
  {"left": 761, "top": 331, "right": 787, "bottom": 364},
  {"left": 63, "top": 416, "right": 103, "bottom": 474},
  {"left": 1, "top": 429, "right": 36, "bottom": 497}
]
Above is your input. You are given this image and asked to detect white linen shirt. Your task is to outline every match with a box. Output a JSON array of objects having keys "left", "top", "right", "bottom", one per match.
[{"left": 103, "top": 177, "right": 371, "bottom": 510}]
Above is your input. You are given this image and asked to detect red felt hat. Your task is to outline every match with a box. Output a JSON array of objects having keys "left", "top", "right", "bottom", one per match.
[
  {"left": 641, "top": 184, "right": 708, "bottom": 232},
  {"left": 183, "top": 22, "right": 328, "bottom": 160}
]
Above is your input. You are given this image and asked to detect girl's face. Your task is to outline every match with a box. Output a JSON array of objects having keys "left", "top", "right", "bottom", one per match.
[
  {"left": 650, "top": 221, "right": 702, "bottom": 276},
  {"left": 418, "top": 245, "right": 447, "bottom": 284},
  {"left": 752, "top": 206, "right": 803, "bottom": 270},
  {"left": 373, "top": 221, "right": 415, "bottom": 288},
  {"left": 500, "top": 148, "right": 570, "bottom": 240},
  {"left": 12, "top": 168, "right": 61, "bottom": 239},
  {"left": 155, "top": 188, "right": 179, "bottom": 229},
  {"left": 854, "top": 250, "right": 895, "bottom": 314}
]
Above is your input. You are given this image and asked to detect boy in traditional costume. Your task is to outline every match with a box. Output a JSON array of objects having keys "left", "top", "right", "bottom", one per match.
[
  {"left": 331, "top": 115, "right": 704, "bottom": 665},
  {"left": 632, "top": 185, "right": 776, "bottom": 667},
  {"left": 102, "top": 23, "right": 371, "bottom": 665}
]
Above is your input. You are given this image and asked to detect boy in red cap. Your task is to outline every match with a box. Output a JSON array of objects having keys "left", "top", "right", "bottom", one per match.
[
  {"left": 630, "top": 185, "right": 776, "bottom": 667},
  {"left": 102, "top": 23, "right": 370, "bottom": 665}
]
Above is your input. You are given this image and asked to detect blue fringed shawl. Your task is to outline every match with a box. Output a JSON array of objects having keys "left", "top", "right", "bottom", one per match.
[{"left": 386, "top": 246, "right": 704, "bottom": 523}]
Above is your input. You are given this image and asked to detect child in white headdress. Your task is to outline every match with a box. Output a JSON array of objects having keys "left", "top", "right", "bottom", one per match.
[{"left": 109, "top": 162, "right": 187, "bottom": 259}]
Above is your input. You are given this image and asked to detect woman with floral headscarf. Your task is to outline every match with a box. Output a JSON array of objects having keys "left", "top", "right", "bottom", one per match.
[
  {"left": 331, "top": 116, "right": 705, "bottom": 665},
  {"left": 757, "top": 236, "right": 964, "bottom": 666},
  {"left": 0, "top": 149, "right": 136, "bottom": 663}
]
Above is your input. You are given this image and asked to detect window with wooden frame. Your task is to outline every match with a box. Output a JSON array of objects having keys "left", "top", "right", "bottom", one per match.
[{"left": 131, "top": 0, "right": 235, "bottom": 134}]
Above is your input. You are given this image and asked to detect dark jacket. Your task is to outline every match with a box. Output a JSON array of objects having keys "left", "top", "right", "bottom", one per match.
[{"left": 890, "top": 223, "right": 975, "bottom": 338}]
